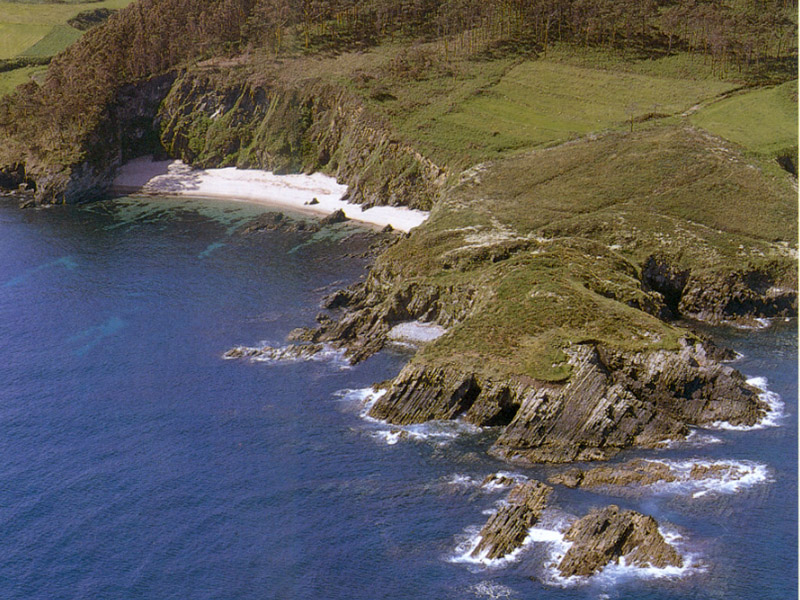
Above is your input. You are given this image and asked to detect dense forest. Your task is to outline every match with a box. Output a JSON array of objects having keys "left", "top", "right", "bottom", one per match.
[{"left": 0, "top": 0, "right": 796, "bottom": 176}]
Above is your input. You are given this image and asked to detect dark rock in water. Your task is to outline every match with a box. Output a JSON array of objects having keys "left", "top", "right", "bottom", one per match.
[
  {"left": 470, "top": 480, "right": 552, "bottom": 560},
  {"left": 320, "top": 209, "right": 348, "bottom": 225},
  {"left": 481, "top": 473, "right": 521, "bottom": 489},
  {"left": 557, "top": 505, "right": 683, "bottom": 578},
  {"left": 381, "top": 224, "right": 394, "bottom": 233},
  {"left": 307, "top": 197, "right": 319, "bottom": 205},
  {"left": 237, "top": 212, "right": 319, "bottom": 235},
  {"left": 549, "top": 459, "right": 679, "bottom": 490},
  {"left": 223, "top": 343, "right": 325, "bottom": 361}
]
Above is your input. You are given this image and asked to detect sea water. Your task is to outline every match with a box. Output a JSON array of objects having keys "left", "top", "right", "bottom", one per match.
[{"left": 0, "top": 196, "right": 795, "bottom": 600}]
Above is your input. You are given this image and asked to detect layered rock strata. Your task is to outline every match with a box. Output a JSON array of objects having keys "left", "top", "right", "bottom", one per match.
[
  {"left": 470, "top": 480, "right": 552, "bottom": 560},
  {"left": 557, "top": 506, "right": 683, "bottom": 578},
  {"left": 367, "top": 338, "right": 765, "bottom": 464}
]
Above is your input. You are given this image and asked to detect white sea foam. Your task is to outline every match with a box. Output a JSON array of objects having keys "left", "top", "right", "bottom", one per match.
[
  {"left": 481, "top": 471, "right": 530, "bottom": 492},
  {"left": 644, "top": 458, "right": 771, "bottom": 497},
  {"left": 468, "top": 580, "right": 517, "bottom": 599},
  {"left": 657, "top": 429, "right": 723, "bottom": 449},
  {"left": 710, "top": 376, "right": 785, "bottom": 430},
  {"left": 444, "top": 471, "right": 529, "bottom": 492},
  {"left": 369, "top": 419, "right": 481, "bottom": 447},
  {"left": 333, "top": 387, "right": 386, "bottom": 416},
  {"left": 246, "top": 343, "right": 352, "bottom": 370}
]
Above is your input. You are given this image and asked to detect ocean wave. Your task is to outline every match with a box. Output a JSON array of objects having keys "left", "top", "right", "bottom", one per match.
[
  {"left": 443, "top": 472, "right": 530, "bottom": 493},
  {"left": 339, "top": 387, "right": 483, "bottom": 446},
  {"left": 710, "top": 376, "right": 785, "bottom": 430},
  {"left": 369, "top": 420, "right": 481, "bottom": 447},
  {"left": 646, "top": 459, "right": 771, "bottom": 498}
]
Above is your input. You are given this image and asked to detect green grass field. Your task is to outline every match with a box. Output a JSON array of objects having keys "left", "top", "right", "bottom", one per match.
[
  {"left": 19, "top": 24, "right": 82, "bottom": 57},
  {"left": 0, "top": 64, "right": 45, "bottom": 95},
  {"left": 0, "top": 0, "right": 134, "bottom": 96},
  {"left": 691, "top": 81, "right": 798, "bottom": 157},
  {"left": 368, "top": 55, "right": 736, "bottom": 168},
  {"left": 0, "top": 22, "right": 51, "bottom": 58}
]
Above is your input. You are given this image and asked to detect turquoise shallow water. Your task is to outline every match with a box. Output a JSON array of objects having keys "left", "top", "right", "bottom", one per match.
[{"left": 0, "top": 196, "right": 795, "bottom": 600}]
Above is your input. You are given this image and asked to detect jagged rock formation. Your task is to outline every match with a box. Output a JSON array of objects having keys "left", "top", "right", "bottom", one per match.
[
  {"left": 470, "top": 480, "right": 552, "bottom": 560},
  {"left": 367, "top": 337, "right": 765, "bottom": 464},
  {"left": 557, "top": 506, "right": 683, "bottom": 577}
]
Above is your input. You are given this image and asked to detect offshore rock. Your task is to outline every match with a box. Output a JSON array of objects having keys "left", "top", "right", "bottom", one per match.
[
  {"left": 549, "top": 459, "right": 679, "bottom": 490},
  {"left": 370, "top": 337, "right": 766, "bottom": 464},
  {"left": 470, "top": 480, "right": 552, "bottom": 560},
  {"left": 223, "top": 343, "right": 324, "bottom": 361},
  {"left": 557, "top": 506, "right": 683, "bottom": 578}
]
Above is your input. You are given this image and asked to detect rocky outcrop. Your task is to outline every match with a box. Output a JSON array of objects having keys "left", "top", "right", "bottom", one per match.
[
  {"left": 550, "top": 459, "right": 679, "bottom": 490},
  {"left": 680, "top": 269, "right": 797, "bottom": 326},
  {"left": 23, "top": 72, "right": 178, "bottom": 205},
  {"left": 223, "top": 343, "right": 326, "bottom": 361},
  {"left": 549, "top": 458, "right": 767, "bottom": 498},
  {"left": 470, "top": 480, "right": 552, "bottom": 560},
  {"left": 367, "top": 337, "right": 766, "bottom": 464},
  {"left": 557, "top": 506, "right": 683, "bottom": 577}
]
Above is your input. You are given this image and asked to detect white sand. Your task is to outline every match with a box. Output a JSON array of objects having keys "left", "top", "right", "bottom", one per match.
[
  {"left": 112, "top": 157, "right": 429, "bottom": 232},
  {"left": 387, "top": 321, "right": 447, "bottom": 343}
]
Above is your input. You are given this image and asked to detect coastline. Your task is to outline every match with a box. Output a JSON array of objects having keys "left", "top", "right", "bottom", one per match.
[{"left": 111, "top": 157, "right": 430, "bottom": 233}]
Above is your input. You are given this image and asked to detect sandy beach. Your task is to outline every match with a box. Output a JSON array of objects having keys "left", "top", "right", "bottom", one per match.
[{"left": 112, "top": 157, "right": 429, "bottom": 233}]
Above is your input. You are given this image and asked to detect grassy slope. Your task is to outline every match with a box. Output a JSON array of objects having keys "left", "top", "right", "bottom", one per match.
[{"left": 691, "top": 81, "right": 799, "bottom": 157}]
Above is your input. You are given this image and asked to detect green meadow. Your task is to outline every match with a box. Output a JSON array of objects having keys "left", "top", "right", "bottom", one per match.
[
  {"left": 691, "top": 81, "right": 798, "bottom": 157},
  {"left": 0, "top": 0, "right": 133, "bottom": 94}
]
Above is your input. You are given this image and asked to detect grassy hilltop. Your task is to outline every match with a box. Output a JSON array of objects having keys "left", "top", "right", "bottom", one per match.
[{"left": 0, "top": 0, "right": 796, "bottom": 388}]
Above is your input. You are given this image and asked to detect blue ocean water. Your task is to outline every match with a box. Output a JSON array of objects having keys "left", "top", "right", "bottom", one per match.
[{"left": 0, "top": 196, "right": 795, "bottom": 600}]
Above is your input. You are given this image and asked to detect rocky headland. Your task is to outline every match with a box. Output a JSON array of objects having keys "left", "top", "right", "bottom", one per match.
[{"left": 0, "top": 0, "right": 796, "bottom": 587}]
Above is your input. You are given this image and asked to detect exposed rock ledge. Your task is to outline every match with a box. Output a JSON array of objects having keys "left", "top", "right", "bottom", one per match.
[
  {"left": 368, "top": 338, "right": 766, "bottom": 464},
  {"left": 549, "top": 458, "right": 766, "bottom": 497},
  {"left": 557, "top": 506, "right": 683, "bottom": 578},
  {"left": 470, "top": 480, "right": 552, "bottom": 560}
]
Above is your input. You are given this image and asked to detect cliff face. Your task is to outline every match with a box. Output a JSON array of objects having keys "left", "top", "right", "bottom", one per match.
[
  {"left": 156, "top": 70, "right": 444, "bottom": 210},
  {"left": 5, "top": 67, "right": 444, "bottom": 211}
]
